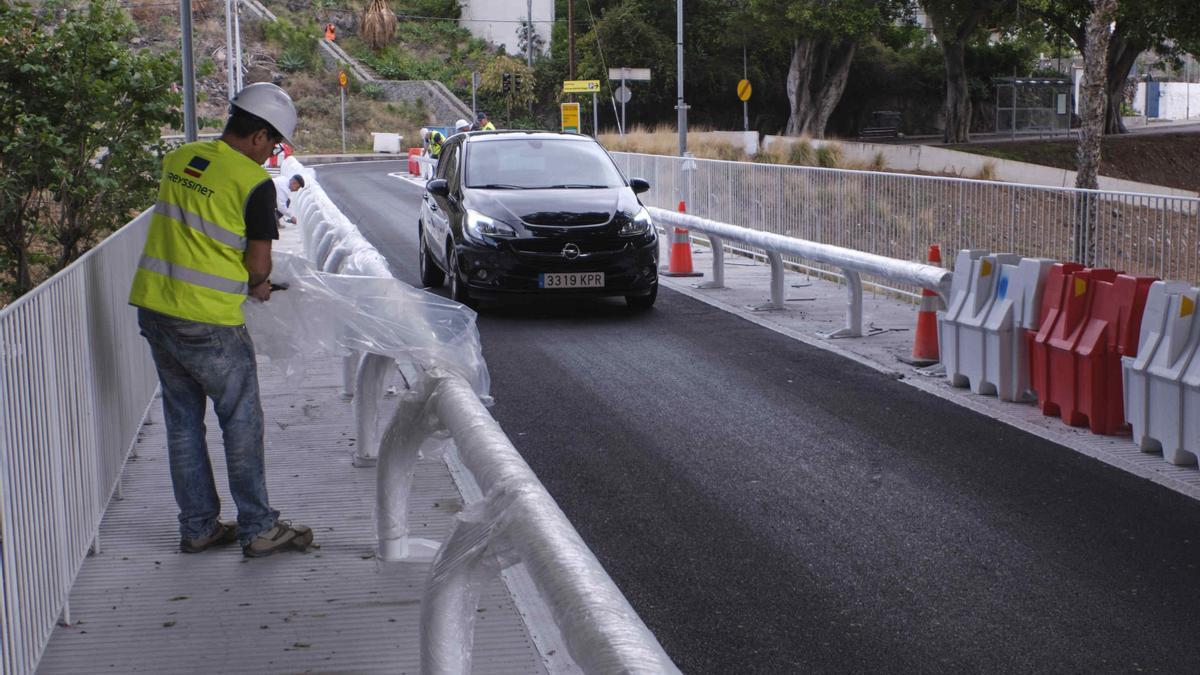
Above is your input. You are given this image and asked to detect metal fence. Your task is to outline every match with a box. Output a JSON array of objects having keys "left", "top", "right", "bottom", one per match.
[
  {"left": 0, "top": 211, "right": 157, "bottom": 675},
  {"left": 611, "top": 152, "right": 1200, "bottom": 286}
]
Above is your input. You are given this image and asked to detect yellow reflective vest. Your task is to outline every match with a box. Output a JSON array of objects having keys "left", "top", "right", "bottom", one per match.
[
  {"left": 481, "top": 121, "right": 496, "bottom": 131},
  {"left": 129, "top": 140, "right": 269, "bottom": 326},
  {"left": 429, "top": 131, "right": 445, "bottom": 158}
]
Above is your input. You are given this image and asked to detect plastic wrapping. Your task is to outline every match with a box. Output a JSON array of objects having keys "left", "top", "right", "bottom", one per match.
[
  {"left": 407, "top": 371, "right": 680, "bottom": 675},
  {"left": 243, "top": 252, "right": 490, "bottom": 397}
]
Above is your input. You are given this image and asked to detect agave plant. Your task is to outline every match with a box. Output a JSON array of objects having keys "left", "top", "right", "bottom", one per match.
[{"left": 360, "top": 0, "right": 396, "bottom": 52}]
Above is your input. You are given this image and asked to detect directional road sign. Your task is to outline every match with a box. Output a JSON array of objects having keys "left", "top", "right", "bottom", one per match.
[
  {"left": 563, "top": 80, "right": 601, "bottom": 93},
  {"left": 608, "top": 68, "right": 651, "bottom": 81},
  {"left": 561, "top": 102, "right": 581, "bottom": 133}
]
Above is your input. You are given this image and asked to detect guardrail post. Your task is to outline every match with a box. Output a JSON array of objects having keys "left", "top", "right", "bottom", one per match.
[
  {"left": 377, "top": 386, "right": 441, "bottom": 562},
  {"left": 821, "top": 270, "right": 864, "bottom": 338},
  {"left": 697, "top": 234, "right": 725, "bottom": 289},
  {"left": 341, "top": 350, "right": 362, "bottom": 400},
  {"left": 420, "top": 507, "right": 497, "bottom": 675},
  {"left": 352, "top": 352, "right": 393, "bottom": 467},
  {"left": 752, "top": 251, "right": 785, "bottom": 311}
]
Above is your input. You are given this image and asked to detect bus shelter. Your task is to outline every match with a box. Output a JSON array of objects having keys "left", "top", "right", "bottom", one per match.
[{"left": 994, "top": 77, "right": 1073, "bottom": 138}]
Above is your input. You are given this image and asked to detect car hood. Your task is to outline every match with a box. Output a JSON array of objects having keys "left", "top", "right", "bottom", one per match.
[{"left": 465, "top": 187, "right": 641, "bottom": 229}]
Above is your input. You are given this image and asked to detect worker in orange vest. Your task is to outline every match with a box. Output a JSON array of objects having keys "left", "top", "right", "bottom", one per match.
[{"left": 324, "top": 23, "right": 335, "bottom": 41}]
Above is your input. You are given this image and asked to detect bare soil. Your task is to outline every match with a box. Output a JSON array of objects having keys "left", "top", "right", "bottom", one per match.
[{"left": 951, "top": 132, "right": 1200, "bottom": 192}]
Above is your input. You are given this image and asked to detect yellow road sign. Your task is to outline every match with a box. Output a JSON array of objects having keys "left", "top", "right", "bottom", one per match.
[
  {"left": 561, "top": 102, "right": 581, "bottom": 133},
  {"left": 737, "top": 79, "right": 752, "bottom": 102},
  {"left": 563, "top": 80, "right": 601, "bottom": 93},
  {"left": 339, "top": 71, "right": 347, "bottom": 88}
]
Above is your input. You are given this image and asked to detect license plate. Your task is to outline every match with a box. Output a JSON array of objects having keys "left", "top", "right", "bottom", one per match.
[{"left": 539, "top": 272, "right": 605, "bottom": 289}]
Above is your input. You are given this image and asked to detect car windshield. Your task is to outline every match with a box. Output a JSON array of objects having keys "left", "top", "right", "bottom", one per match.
[{"left": 465, "top": 138, "right": 626, "bottom": 190}]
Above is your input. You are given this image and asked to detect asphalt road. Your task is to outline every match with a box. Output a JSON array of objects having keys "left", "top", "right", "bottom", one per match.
[{"left": 316, "top": 160, "right": 1200, "bottom": 674}]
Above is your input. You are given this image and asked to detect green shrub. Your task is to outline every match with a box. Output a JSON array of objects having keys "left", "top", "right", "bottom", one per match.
[
  {"left": 787, "top": 139, "right": 814, "bottom": 166},
  {"left": 815, "top": 144, "right": 842, "bottom": 168}
]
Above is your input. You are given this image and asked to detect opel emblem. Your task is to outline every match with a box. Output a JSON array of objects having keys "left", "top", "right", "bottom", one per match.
[{"left": 561, "top": 243, "right": 581, "bottom": 260}]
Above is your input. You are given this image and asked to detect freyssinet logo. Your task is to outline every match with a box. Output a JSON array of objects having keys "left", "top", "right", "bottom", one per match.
[
  {"left": 561, "top": 243, "right": 581, "bottom": 260},
  {"left": 183, "top": 155, "right": 210, "bottom": 178}
]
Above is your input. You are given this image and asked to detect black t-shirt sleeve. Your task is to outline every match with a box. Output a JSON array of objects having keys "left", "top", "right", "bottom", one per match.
[{"left": 244, "top": 179, "right": 280, "bottom": 241}]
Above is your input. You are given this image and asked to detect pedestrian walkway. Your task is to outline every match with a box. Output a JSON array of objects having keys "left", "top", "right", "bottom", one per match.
[
  {"left": 37, "top": 225, "right": 548, "bottom": 674},
  {"left": 660, "top": 239, "right": 1200, "bottom": 502}
]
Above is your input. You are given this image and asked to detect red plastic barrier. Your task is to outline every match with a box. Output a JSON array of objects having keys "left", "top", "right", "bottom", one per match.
[
  {"left": 1028, "top": 263, "right": 1157, "bottom": 434},
  {"left": 407, "top": 148, "right": 422, "bottom": 176}
]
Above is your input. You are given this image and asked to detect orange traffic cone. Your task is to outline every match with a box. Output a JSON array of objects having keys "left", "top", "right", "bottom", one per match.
[
  {"left": 908, "top": 244, "right": 942, "bottom": 366},
  {"left": 662, "top": 201, "right": 703, "bottom": 278}
]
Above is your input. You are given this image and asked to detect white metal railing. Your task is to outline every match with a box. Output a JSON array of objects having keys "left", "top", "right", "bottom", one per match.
[
  {"left": 651, "top": 207, "right": 952, "bottom": 338},
  {"left": 612, "top": 152, "right": 1200, "bottom": 286},
  {"left": 0, "top": 211, "right": 158, "bottom": 675},
  {"left": 288, "top": 159, "right": 679, "bottom": 672}
]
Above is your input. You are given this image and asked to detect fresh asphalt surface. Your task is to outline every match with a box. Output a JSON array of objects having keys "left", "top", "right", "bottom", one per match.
[{"left": 316, "top": 160, "right": 1200, "bottom": 674}]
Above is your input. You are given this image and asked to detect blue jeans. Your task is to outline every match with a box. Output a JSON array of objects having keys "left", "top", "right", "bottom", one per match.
[{"left": 138, "top": 308, "right": 279, "bottom": 545}]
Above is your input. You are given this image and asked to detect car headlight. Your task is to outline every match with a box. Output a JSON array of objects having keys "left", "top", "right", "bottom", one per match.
[
  {"left": 465, "top": 209, "right": 516, "bottom": 241},
  {"left": 619, "top": 207, "right": 652, "bottom": 236}
]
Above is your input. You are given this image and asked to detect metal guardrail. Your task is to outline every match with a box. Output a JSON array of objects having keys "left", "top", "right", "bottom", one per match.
[
  {"left": 289, "top": 159, "right": 680, "bottom": 672},
  {"left": 612, "top": 152, "right": 1200, "bottom": 286},
  {"left": 0, "top": 211, "right": 158, "bottom": 675},
  {"left": 651, "top": 207, "right": 952, "bottom": 337}
]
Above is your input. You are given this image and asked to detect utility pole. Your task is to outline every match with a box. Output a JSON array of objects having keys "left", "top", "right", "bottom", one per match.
[
  {"left": 224, "top": 0, "right": 235, "bottom": 99},
  {"left": 233, "top": 0, "right": 244, "bottom": 90},
  {"left": 526, "top": 0, "right": 534, "bottom": 68},
  {"left": 567, "top": 0, "right": 575, "bottom": 80},
  {"left": 180, "top": 0, "right": 198, "bottom": 141},
  {"left": 676, "top": 0, "right": 687, "bottom": 157}
]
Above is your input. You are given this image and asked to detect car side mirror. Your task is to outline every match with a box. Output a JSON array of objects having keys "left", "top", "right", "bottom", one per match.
[
  {"left": 426, "top": 178, "right": 449, "bottom": 197},
  {"left": 629, "top": 178, "right": 650, "bottom": 195}
]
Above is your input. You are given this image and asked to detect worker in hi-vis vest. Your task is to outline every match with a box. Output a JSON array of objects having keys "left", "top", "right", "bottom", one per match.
[
  {"left": 128, "top": 82, "right": 314, "bottom": 559},
  {"left": 475, "top": 111, "right": 495, "bottom": 131}
]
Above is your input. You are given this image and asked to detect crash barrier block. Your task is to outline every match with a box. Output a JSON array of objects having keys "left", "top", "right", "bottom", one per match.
[
  {"left": 941, "top": 250, "right": 1057, "bottom": 401},
  {"left": 1029, "top": 264, "right": 1157, "bottom": 434},
  {"left": 407, "top": 148, "right": 421, "bottom": 176},
  {"left": 1122, "top": 281, "right": 1200, "bottom": 465}
]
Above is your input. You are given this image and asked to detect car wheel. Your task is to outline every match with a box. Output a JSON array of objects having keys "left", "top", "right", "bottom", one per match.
[
  {"left": 447, "top": 242, "right": 473, "bottom": 307},
  {"left": 418, "top": 223, "right": 444, "bottom": 288},
  {"left": 625, "top": 284, "right": 657, "bottom": 311}
]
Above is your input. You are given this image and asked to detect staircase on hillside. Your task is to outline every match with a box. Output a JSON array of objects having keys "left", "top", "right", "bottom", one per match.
[{"left": 240, "top": 0, "right": 473, "bottom": 126}]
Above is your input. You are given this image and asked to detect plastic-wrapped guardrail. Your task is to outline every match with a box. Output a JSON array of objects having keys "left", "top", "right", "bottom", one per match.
[{"left": 263, "top": 156, "right": 680, "bottom": 673}]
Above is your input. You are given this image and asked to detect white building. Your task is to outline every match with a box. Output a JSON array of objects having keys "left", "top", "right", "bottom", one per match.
[
  {"left": 459, "top": 0, "right": 554, "bottom": 59},
  {"left": 1132, "top": 81, "right": 1200, "bottom": 121}
]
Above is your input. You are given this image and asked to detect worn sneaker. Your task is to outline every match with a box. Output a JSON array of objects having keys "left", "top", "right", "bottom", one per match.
[
  {"left": 242, "top": 521, "right": 314, "bottom": 558},
  {"left": 180, "top": 521, "right": 238, "bottom": 553}
]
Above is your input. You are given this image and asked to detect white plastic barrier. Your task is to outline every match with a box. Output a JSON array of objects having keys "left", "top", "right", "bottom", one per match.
[
  {"left": 371, "top": 132, "right": 402, "bottom": 154},
  {"left": 942, "top": 250, "right": 1054, "bottom": 398},
  {"left": 1122, "top": 281, "right": 1200, "bottom": 465},
  {"left": 939, "top": 250, "right": 1055, "bottom": 401}
]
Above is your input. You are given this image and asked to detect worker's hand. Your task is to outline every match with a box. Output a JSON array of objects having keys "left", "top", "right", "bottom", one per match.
[{"left": 249, "top": 279, "right": 272, "bottom": 302}]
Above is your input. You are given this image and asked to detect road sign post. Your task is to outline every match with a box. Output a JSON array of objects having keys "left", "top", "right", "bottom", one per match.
[
  {"left": 737, "top": 78, "right": 752, "bottom": 133},
  {"left": 339, "top": 70, "right": 347, "bottom": 153},
  {"left": 561, "top": 102, "right": 580, "bottom": 133},
  {"left": 607, "top": 68, "right": 649, "bottom": 138}
]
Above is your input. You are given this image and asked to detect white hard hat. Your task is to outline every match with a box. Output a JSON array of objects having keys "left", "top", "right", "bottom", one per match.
[
  {"left": 420, "top": 127, "right": 429, "bottom": 140},
  {"left": 454, "top": 119, "right": 471, "bottom": 132},
  {"left": 231, "top": 82, "right": 297, "bottom": 143}
]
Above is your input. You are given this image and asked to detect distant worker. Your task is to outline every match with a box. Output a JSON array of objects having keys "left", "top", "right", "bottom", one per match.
[
  {"left": 324, "top": 23, "right": 335, "bottom": 41},
  {"left": 426, "top": 127, "right": 445, "bottom": 160},
  {"left": 454, "top": 119, "right": 471, "bottom": 135},
  {"left": 129, "top": 82, "right": 314, "bottom": 559},
  {"left": 475, "top": 111, "right": 495, "bottom": 131}
]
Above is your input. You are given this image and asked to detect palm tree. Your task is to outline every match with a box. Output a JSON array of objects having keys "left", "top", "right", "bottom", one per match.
[{"left": 360, "top": 0, "right": 396, "bottom": 51}]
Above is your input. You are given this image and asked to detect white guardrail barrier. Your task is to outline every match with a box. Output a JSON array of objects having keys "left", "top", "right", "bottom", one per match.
[
  {"left": 0, "top": 212, "right": 159, "bottom": 675},
  {"left": 277, "top": 157, "right": 680, "bottom": 674},
  {"left": 649, "top": 207, "right": 953, "bottom": 338}
]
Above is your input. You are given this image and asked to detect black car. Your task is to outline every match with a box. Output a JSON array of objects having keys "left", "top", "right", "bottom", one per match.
[{"left": 417, "top": 131, "right": 658, "bottom": 309}]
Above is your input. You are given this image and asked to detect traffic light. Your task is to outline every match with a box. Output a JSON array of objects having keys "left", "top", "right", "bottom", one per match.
[
  {"left": 502, "top": 73, "right": 511, "bottom": 93},
  {"left": 514, "top": 74, "right": 523, "bottom": 91}
]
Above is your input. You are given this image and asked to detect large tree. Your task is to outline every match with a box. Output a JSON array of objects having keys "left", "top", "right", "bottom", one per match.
[
  {"left": 921, "top": 0, "right": 1018, "bottom": 143},
  {"left": 1074, "top": 0, "right": 1118, "bottom": 264},
  {"left": 0, "top": 1, "right": 177, "bottom": 299},
  {"left": 750, "top": 0, "right": 905, "bottom": 138}
]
